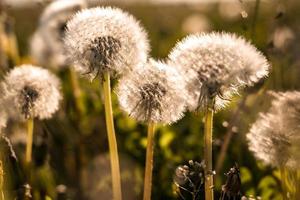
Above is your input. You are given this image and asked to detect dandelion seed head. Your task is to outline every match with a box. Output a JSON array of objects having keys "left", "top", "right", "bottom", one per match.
[
  {"left": 247, "top": 91, "right": 300, "bottom": 169},
  {"left": 64, "top": 7, "right": 149, "bottom": 80},
  {"left": 30, "top": 0, "right": 86, "bottom": 68},
  {"left": 40, "top": 0, "right": 86, "bottom": 25},
  {"left": 117, "top": 59, "right": 186, "bottom": 124},
  {"left": 168, "top": 32, "right": 270, "bottom": 112},
  {"left": 1, "top": 65, "right": 62, "bottom": 121}
]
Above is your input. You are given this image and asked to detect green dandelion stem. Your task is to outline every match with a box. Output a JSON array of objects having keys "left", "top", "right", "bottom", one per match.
[
  {"left": 280, "top": 166, "right": 288, "bottom": 200},
  {"left": 69, "top": 68, "right": 85, "bottom": 116},
  {"left": 25, "top": 118, "right": 34, "bottom": 165},
  {"left": 103, "top": 72, "right": 122, "bottom": 200},
  {"left": 143, "top": 122, "right": 155, "bottom": 200},
  {"left": 0, "top": 161, "right": 4, "bottom": 200},
  {"left": 204, "top": 104, "right": 214, "bottom": 200},
  {"left": 296, "top": 170, "right": 300, "bottom": 199}
]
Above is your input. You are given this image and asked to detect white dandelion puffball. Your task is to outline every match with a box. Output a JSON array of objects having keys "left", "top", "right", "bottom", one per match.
[
  {"left": 1, "top": 65, "right": 62, "bottom": 121},
  {"left": 30, "top": 0, "right": 86, "bottom": 68},
  {"left": 168, "top": 32, "right": 270, "bottom": 112},
  {"left": 247, "top": 91, "right": 300, "bottom": 169},
  {"left": 116, "top": 59, "right": 187, "bottom": 124},
  {"left": 64, "top": 6, "right": 149, "bottom": 80}
]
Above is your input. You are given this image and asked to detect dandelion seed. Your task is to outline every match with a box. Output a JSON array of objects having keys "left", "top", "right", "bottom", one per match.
[
  {"left": 247, "top": 91, "right": 300, "bottom": 169},
  {"left": 1, "top": 65, "right": 62, "bottom": 121},
  {"left": 64, "top": 6, "right": 149, "bottom": 80},
  {"left": 30, "top": 0, "right": 86, "bottom": 68},
  {"left": 117, "top": 59, "right": 186, "bottom": 124},
  {"left": 168, "top": 32, "right": 270, "bottom": 111}
]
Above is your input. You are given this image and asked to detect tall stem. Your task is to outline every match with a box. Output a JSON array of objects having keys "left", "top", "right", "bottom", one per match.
[
  {"left": 25, "top": 118, "right": 34, "bottom": 165},
  {"left": 69, "top": 67, "right": 86, "bottom": 199},
  {"left": 280, "top": 166, "right": 287, "bottom": 200},
  {"left": 250, "top": 0, "right": 261, "bottom": 40},
  {"left": 69, "top": 68, "right": 85, "bottom": 116},
  {"left": 204, "top": 105, "right": 214, "bottom": 200},
  {"left": 102, "top": 72, "right": 122, "bottom": 200},
  {"left": 143, "top": 122, "right": 155, "bottom": 200},
  {"left": 0, "top": 161, "right": 4, "bottom": 200},
  {"left": 296, "top": 170, "right": 300, "bottom": 200}
]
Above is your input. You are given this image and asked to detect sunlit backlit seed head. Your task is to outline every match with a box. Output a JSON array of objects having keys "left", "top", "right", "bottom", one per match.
[
  {"left": 30, "top": 0, "right": 86, "bottom": 68},
  {"left": 64, "top": 7, "right": 150, "bottom": 80},
  {"left": 1, "top": 65, "right": 62, "bottom": 121},
  {"left": 247, "top": 91, "right": 300, "bottom": 169},
  {"left": 116, "top": 59, "right": 186, "bottom": 124},
  {"left": 168, "top": 32, "right": 270, "bottom": 112}
]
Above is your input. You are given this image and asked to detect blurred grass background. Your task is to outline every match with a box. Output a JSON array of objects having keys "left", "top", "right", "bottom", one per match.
[{"left": 1, "top": 0, "right": 300, "bottom": 199}]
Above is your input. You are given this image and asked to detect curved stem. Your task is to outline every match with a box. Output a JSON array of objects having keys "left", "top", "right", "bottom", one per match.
[
  {"left": 103, "top": 72, "right": 122, "bottom": 200},
  {"left": 143, "top": 122, "right": 155, "bottom": 200},
  {"left": 204, "top": 106, "right": 214, "bottom": 200},
  {"left": 25, "top": 118, "right": 34, "bottom": 165}
]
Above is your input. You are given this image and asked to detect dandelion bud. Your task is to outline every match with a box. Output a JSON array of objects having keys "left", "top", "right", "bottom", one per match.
[
  {"left": 247, "top": 91, "right": 300, "bottom": 169},
  {"left": 1, "top": 65, "right": 62, "bottom": 121},
  {"left": 220, "top": 164, "right": 242, "bottom": 200},
  {"left": 116, "top": 59, "right": 186, "bottom": 124},
  {"left": 64, "top": 6, "right": 149, "bottom": 80},
  {"left": 168, "top": 32, "right": 270, "bottom": 111},
  {"left": 174, "top": 160, "right": 205, "bottom": 199},
  {"left": 30, "top": 0, "right": 86, "bottom": 68}
]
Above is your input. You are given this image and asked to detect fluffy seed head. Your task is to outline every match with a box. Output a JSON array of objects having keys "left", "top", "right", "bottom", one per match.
[
  {"left": 247, "top": 91, "right": 300, "bottom": 169},
  {"left": 116, "top": 59, "right": 187, "bottom": 124},
  {"left": 30, "top": 0, "right": 86, "bottom": 68},
  {"left": 1, "top": 65, "right": 62, "bottom": 121},
  {"left": 168, "top": 32, "right": 270, "bottom": 112},
  {"left": 64, "top": 6, "right": 149, "bottom": 80}
]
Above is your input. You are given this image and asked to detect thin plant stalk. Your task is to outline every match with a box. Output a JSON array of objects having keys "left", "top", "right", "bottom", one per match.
[
  {"left": 250, "top": 0, "right": 261, "bottom": 39},
  {"left": 215, "top": 97, "right": 247, "bottom": 174},
  {"left": 25, "top": 118, "right": 34, "bottom": 165},
  {"left": 70, "top": 67, "right": 85, "bottom": 199},
  {"left": 0, "top": 14, "right": 20, "bottom": 66},
  {"left": 280, "top": 166, "right": 288, "bottom": 200},
  {"left": 69, "top": 68, "right": 85, "bottom": 116},
  {"left": 143, "top": 122, "right": 155, "bottom": 200},
  {"left": 0, "top": 161, "right": 4, "bottom": 200},
  {"left": 296, "top": 170, "right": 300, "bottom": 199},
  {"left": 102, "top": 72, "right": 122, "bottom": 200},
  {"left": 204, "top": 104, "right": 214, "bottom": 200}
]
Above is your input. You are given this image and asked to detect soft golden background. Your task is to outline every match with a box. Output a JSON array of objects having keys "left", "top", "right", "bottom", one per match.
[{"left": 1, "top": 0, "right": 300, "bottom": 199}]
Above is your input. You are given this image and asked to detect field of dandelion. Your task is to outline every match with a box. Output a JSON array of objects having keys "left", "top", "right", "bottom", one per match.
[{"left": 0, "top": 0, "right": 300, "bottom": 200}]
